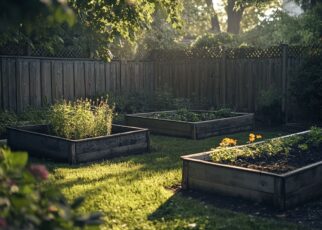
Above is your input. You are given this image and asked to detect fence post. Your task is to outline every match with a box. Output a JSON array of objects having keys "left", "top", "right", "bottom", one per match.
[
  {"left": 221, "top": 47, "right": 227, "bottom": 107},
  {"left": 281, "top": 44, "right": 289, "bottom": 123},
  {"left": 119, "top": 59, "right": 127, "bottom": 94}
]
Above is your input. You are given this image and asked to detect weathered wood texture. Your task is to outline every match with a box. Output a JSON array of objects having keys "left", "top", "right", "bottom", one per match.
[
  {"left": 0, "top": 57, "right": 141, "bottom": 111},
  {"left": 0, "top": 46, "right": 303, "bottom": 115},
  {"left": 7, "top": 124, "right": 150, "bottom": 164},
  {"left": 125, "top": 111, "right": 254, "bottom": 139},
  {"left": 181, "top": 131, "right": 322, "bottom": 209}
]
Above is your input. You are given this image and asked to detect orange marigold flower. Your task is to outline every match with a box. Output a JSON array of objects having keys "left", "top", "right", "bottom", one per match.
[{"left": 219, "top": 138, "right": 237, "bottom": 147}]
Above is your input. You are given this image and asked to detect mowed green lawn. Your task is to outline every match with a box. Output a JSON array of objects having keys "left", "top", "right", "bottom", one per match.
[{"left": 45, "top": 128, "right": 303, "bottom": 230}]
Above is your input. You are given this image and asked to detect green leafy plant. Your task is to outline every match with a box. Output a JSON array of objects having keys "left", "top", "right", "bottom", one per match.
[
  {"left": 149, "top": 108, "right": 234, "bottom": 122},
  {"left": 17, "top": 106, "right": 50, "bottom": 124},
  {"left": 0, "top": 107, "right": 51, "bottom": 139},
  {"left": 0, "top": 147, "right": 101, "bottom": 229},
  {"left": 290, "top": 50, "right": 322, "bottom": 122},
  {"left": 256, "top": 88, "right": 283, "bottom": 124},
  {"left": 210, "top": 127, "right": 322, "bottom": 165},
  {"left": 48, "top": 98, "right": 114, "bottom": 139},
  {"left": 191, "top": 32, "right": 239, "bottom": 49},
  {"left": 0, "top": 111, "right": 18, "bottom": 138}
]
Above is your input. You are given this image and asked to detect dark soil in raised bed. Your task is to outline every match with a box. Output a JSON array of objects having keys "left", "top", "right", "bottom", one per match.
[
  {"left": 227, "top": 148, "right": 322, "bottom": 174},
  {"left": 146, "top": 109, "right": 239, "bottom": 122},
  {"left": 210, "top": 128, "right": 322, "bottom": 174}
]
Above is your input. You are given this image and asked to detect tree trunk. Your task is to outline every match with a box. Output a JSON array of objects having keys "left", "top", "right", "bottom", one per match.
[
  {"left": 225, "top": 0, "right": 244, "bottom": 34},
  {"left": 205, "top": 0, "right": 221, "bottom": 32}
]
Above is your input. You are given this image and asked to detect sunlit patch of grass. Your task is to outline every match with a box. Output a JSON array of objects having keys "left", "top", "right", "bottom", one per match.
[{"left": 45, "top": 128, "right": 302, "bottom": 229}]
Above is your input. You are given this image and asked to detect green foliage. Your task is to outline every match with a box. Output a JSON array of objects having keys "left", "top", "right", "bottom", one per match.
[
  {"left": 191, "top": 32, "right": 239, "bottom": 48},
  {"left": 136, "top": 9, "right": 186, "bottom": 56},
  {"left": 256, "top": 88, "right": 283, "bottom": 124},
  {"left": 67, "top": 0, "right": 183, "bottom": 60},
  {"left": 0, "top": 107, "right": 51, "bottom": 138},
  {"left": 1, "top": 0, "right": 183, "bottom": 60},
  {"left": 149, "top": 108, "right": 234, "bottom": 122},
  {"left": 242, "top": 4, "right": 322, "bottom": 46},
  {"left": 106, "top": 89, "right": 195, "bottom": 114},
  {"left": 0, "top": 111, "right": 18, "bottom": 138},
  {"left": 210, "top": 127, "right": 322, "bottom": 164},
  {"left": 48, "top": 98, "right": 114, "bottom": 139},
  {"left": 151, "top": 89, "right": 192, "bottom": 111},
  {"left": 290, "top": 50, "right": 322, "bottom": 122},
  {"left": 0, "top": 147, "right": 101, "bottom": 229},
  {"left": 0, "top": 0, "right": 75, "bottom": 36},
  {"left": 17, "top": 107, "right": 50, "bottom": 124}
]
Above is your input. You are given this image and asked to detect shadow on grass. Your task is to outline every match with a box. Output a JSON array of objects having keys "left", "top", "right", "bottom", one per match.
[
  {"left": 148, "top": 190, "right": 303, "bottom": 230},
  {"left": 150, "top": 186, "right": 322, "bottom": 230}
]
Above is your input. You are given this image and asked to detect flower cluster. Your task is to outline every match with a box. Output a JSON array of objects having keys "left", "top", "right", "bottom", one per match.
[
  {"left": 248, "top": 133, "right": 262, "bottom": 143},
  {"left": 29, "top": 164, "right": 49, "bottom": 180},
  {"left": 219, "top": 138, "right": 237, "bottom": 147}
]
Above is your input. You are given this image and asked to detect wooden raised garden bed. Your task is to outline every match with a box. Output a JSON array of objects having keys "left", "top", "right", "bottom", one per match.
[
  {"left": 7, "top": 124, "right": 150, "bottom": 164},
  {"left": 181, "top": 131, "right": 322, "bottom": 210},
  {"left": 125, "top": 110, "right": 254, "bottom": 139}
]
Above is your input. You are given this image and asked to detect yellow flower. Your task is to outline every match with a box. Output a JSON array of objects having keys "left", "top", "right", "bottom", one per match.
[
  {"left": 256, "top": 134, "right": 262, "bottom": 139},
  {"left": 249, "top": 133, "right": 256, "bottom": 143},
  {"left": 219, "top": 138, "right": 237, "bottom": 147}
]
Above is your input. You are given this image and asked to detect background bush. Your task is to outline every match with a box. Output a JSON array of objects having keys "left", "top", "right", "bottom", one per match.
[
  {"left": 255, "top": 88, "right": 283, "bottom": 125},
  {"left": 290, "top": 52, "right": 322, "bottom": 122}
]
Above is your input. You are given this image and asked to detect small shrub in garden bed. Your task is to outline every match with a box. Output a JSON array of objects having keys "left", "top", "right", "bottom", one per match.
[
  {"left": 148, "top": 108, "right": 235, "bottom": 122},
  {"left": 0, "top": 111, "right": 18, "bottom": 138},
  {"left": 0, "top": 147, "right": 102, "bottom": 229},
  {"left": 0, "top": 107, "right": 50, "bottom": 139},
  {"left": 290, "top": 51, "right": 322, "bottom": 122},
  {"left": 210, "top": 127, "right": 322, "bottom": 173},
  {"left": 49, "top": 98, "right": 114, "bottom": 139}
]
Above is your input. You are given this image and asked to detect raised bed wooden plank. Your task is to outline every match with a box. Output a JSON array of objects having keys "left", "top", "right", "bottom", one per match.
[
  {"left": 7, "top": 124, "right": 150, "bottom": 164},
  {"left": 126, "top": 115, "right": 192, "bottom": 138},
  {"left": 284, "top": 162, "right": 322, "bottom": 193},
  {"left": 284, "top": 180, "right": 322, "bottom": 208},
  {"left": 126, "top": 111, "right": 254, "bottom": 139},
  {"left": 181, "top": 130, "right": 322, "bottom": 210},
  {"left": 188, "top": 177, "right": 274, "bottom": 204},
  {"left": 7, "top": 126, "right": 70, "bottom": 160},
  {"left": 187, "top": 160, "right": 276, "bottom": 193}
]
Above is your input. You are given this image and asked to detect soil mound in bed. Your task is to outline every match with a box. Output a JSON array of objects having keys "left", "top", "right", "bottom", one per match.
[
  {"left": 211, "top": 128, "right": 322, "bottom": 174},
  {"left": 231, "top": 148, "right": 322, "bottom": 174}
]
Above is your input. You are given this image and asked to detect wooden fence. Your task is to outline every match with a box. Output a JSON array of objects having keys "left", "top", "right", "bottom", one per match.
[{"left": 0, "top": 45, "right": 306, "bottom": 115}]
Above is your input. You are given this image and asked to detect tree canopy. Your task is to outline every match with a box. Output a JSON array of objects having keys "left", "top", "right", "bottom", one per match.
[{"left": 0, "top": 0, "right": 183, "bottom": 60}]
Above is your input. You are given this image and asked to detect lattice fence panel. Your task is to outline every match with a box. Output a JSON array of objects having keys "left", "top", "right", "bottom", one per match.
[
  {"left": 1, "top": 43, "right": 321, "bottom": 60},
  {"left": 0, "top": 44, "right": 89, "bottom": 58}
]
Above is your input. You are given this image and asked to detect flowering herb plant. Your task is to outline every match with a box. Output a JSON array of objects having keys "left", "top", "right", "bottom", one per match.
[{"left": 49, "top": 98, "right": 114, "bottom": 139}]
